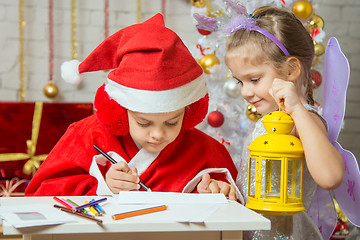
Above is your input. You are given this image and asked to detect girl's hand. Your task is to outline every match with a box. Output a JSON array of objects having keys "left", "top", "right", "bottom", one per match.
[
  {"left": 105, "top": 162, "right": 140, "bottom": 194},
  {"left": 270, "top": 78, "right": 303, "bottom": 114},
  {"left": 197, "top": 173, "right": 237, "bottom": 201}
]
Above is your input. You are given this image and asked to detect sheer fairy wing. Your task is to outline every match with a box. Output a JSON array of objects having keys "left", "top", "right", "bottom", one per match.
[
  {"left": 193, "top": 13, "right": 218, "bottom": 32},
  {"left": 322, "top": 37, "right": 360, "bottom": 227},
  {"left": 322, "top": 37, "right": 350, "bottom": 142},
  {"left": 309, "top": 37, "right": 360, "bottom": 240},
  {"left": 308, "top": 186, "right": 337, "bottom": 240},
  {"left": 224, "top": 0, "right": 249, "bottom": 17}
]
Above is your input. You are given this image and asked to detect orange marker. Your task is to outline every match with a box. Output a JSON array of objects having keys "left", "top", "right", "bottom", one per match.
[{"left": 112, "top": 205, "right": 167, "bottom": 220}]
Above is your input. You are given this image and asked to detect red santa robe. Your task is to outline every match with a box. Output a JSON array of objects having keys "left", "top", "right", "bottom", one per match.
[{"left": 25, "top": 114, "right": 242, "bottom": 203}]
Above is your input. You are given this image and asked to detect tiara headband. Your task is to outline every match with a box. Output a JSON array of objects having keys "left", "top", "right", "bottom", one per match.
[{"left": 193, "top": 0, "right": 290, "bottom": 57}]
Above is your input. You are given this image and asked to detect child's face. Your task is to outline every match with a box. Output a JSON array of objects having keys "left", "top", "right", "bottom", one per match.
[
  {"left": 127, "top": 108, "right": 185, "bottom": 153},
  {"left": 226, "top": 53, "right": 286, "bottom": 115}
]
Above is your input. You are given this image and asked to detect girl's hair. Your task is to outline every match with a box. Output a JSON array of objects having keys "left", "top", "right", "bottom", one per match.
[{"left": 226, "top": 6, "right": 315, "bottom": 105}]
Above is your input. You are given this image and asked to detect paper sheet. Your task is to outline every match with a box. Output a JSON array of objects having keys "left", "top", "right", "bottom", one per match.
[
  {"left": 108, "top": 192, "right": 228, "bottom": 222},
  {"left": 0, "top": 204, "right": 76, "bottom": 228},
  {"left": 117, "top": 191, "right": 228, "bottom": 204}
]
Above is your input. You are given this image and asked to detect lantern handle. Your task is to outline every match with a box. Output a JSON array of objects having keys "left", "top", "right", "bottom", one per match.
[{"left": 278, "top": 99, "right": 284, "bottom": 112}]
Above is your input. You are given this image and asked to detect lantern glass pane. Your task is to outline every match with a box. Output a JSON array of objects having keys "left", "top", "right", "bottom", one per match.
[
  {"left": 287, "top": 159, "right": 301, "bottom": 198},
  {"left": 249, "top": 158, "right": 256, "bottom": 196},
  {"left": 262, "top": 158, "right": 281, "bottom": 197}
]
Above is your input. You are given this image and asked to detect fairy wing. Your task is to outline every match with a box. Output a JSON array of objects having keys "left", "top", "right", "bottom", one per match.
[
  {"left": 309, "top": 37, "right": 360, "bottom": 240},
  {"left": 193, "top": 13, "right": 218, "bottom": 32},
  {"left": 323, "top": 37, "right": 360, "bottom": 225}
]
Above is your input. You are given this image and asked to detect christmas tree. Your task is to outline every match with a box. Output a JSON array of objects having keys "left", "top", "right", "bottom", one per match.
[{"left": 189, "top": 0, "right": 326, "bottom": 170}]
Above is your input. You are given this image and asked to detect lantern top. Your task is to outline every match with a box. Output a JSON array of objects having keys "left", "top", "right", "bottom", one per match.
[
  {"left": 262, "top": 110, "right": 294, "bottom": 134},
  {"left": 248, "top": 110, "right": 304, "bottom": 157}
]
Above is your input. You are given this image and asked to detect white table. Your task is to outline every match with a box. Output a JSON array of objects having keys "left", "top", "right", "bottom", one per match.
[{"left": 0, "top": 196, "right": 270, "bottom": 240}]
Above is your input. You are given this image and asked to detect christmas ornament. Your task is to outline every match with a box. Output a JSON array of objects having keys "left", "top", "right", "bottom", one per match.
[
  {"left": 311, "top": 69, "right": 322, "bottom": 88},
  {"left": 43, "top": 80, "right": 59, "bottom": 99},
  {"left": 223, "top": 79, "right": 241, "bottom": 98},
  {"left": 191, "top": 0, "right": 206, "bottom": 8},
  {"left": 197, "top": 26, "right": 212, "bottom": 35},
  {"left": 207, "top": 110, "right": 224, "bottom": 128},
  {"left": 44, "top": 0, "right": 59, "bottom": 99},
  {"left": 246, "top": 104, "right": 262, "bottom": 122},
  {"left": 199, "top": 52, "right": 220, "bottom": 74},
  {"left": 330, "top": 219, "right": 349, "bottom": 240},
  {"left": 292, "top": 0, "right": 313, "bottom": 20},
  {"left": 314, "top": 41, "right": 325, "bottom": 56},
  {"left": 309, "top": 14, "right": 324, "bottom": 30}
]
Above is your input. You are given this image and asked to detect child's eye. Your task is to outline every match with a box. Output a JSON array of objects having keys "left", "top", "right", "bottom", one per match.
[
  {"left": 165, "top": 121, "right": 178, "bottom": 127},
  {"left": 251, "top": 78, "right": 260, "bottom": 82},
  {"left": 236, "top": 80, "right": 243, "bottom": 85},
  {"left": 137, "top": 122, "right": 150, "bottom": 127}
]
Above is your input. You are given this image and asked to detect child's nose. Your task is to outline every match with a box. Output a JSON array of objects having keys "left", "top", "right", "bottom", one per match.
[
  {"left": 241, "top": 83, "right": 254, "bottom": 98},
  {"left": 150, "top": 127, "right": 165, "bottom": 140}
]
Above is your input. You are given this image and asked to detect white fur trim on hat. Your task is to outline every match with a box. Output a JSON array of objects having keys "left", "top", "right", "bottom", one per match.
[
  {"left": 61, "top": 59, "right": 82, "bottom": 85},
  {"left": 104, "top": 74, "right": 207, "bottom": 113}
]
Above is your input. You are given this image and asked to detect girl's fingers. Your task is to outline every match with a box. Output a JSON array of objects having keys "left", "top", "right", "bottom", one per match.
[{"left": 197, "top": 174, "right": 212, "bottom": 193}]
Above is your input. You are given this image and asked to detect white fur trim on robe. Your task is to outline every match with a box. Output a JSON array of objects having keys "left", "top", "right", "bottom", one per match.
[
  {"left": 89, "top": 149, "right": 159, "bottom": 196},
  {"left": 182, "top": 168, "right": 244, "bottom": 204}
]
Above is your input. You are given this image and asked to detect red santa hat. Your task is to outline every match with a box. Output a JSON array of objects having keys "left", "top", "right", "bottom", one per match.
[{"left": 61, "top": 14, "right": 208, "bottom": 135}]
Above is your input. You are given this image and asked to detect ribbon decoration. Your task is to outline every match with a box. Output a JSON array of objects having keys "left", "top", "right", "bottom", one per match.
[
  {"left": 0, "top": 177, "right": 29, "bottom": 197},
  {"left": 0, "top": 102, "right": 48, "bottom": 176},
  {"left": 71, "top": 0, "right": 78, "bottom": 59},
  {"left": 104, "top": 0, "right": 109, "bottom": 39},
  {"left": 19, "top": 0, "right": 25, "bottom": 101},
  {"left": 137, "top": 0, "right": 142, "bottom": 23}
]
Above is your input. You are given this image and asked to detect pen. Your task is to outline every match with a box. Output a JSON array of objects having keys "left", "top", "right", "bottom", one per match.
[
  {"left": 54, "top": 204, "right": 103, "bottom": 224},
  {"left": 75, "top": 198, "right": 107, "bottom": 210},
  {"left": 93, "top": 144, "right": 151, "bottom": 192},
  {"left": 112, "top": 205, "right": 167, "bottom": 220}
]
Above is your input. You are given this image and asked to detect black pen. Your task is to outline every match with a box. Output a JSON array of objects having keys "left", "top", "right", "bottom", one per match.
[{"left": 93, "top": 144, "right": 151, "bottom": 192}]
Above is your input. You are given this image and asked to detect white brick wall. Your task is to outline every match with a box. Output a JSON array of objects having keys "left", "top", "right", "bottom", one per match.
[{"left": 0, "top": 0, "right": 359, "bottom": 161}]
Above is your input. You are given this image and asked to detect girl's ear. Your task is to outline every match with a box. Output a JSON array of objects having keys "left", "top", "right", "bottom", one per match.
[{"left": 286, "top": 57, "right": 301, "bottom": 82}]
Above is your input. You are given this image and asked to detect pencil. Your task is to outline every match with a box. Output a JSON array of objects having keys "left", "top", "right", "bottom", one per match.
[
  {"left": 66, "top": 199, "right": 88, "bottom": 213},
  {"left": 54, "top": 205, "right": 103, "bottom": 224},
  {"left": 93, "top": 144, "right": 151, "bottom": 192},
  {"left": 53, "top": 196, "right": 73, "bottom": 209},
  {"left": 112, "top": 205, "right": 167, "bottom": 220},
  {"left": 91, "top": 199, "right": 105, "bottom": 215},
  {"left": 85, "top": 201, "right": 99, "bottom": 216},
  {"left": 75, "top": 198, "right": 107, "bottom": 211}
]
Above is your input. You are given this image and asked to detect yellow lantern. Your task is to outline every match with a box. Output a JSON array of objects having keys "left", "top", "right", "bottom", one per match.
[{"left": 246, "top": 108, "right": 305, "bottom": 216}]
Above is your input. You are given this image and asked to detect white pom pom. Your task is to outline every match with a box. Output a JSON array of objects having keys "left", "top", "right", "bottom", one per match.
[{"left": 61, "top": 59, "right": 82, "bottom": 85}]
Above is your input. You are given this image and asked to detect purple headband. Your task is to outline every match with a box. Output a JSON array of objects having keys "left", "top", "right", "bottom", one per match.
[
  {"left": 193, "top": 0, "right": 290, "bottom": 57},
  {"left": 226, "top": 15, "right": 290, "bottom": 56}
]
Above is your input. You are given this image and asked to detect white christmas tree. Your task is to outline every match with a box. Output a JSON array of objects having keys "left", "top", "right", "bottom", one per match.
[{"left": 189, "top": 0, "right": 326, "bottom": 170}]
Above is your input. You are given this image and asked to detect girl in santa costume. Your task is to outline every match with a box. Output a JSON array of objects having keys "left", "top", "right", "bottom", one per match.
[{"left": 25, "top": 13, "right": 243, "bottom": 203}]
